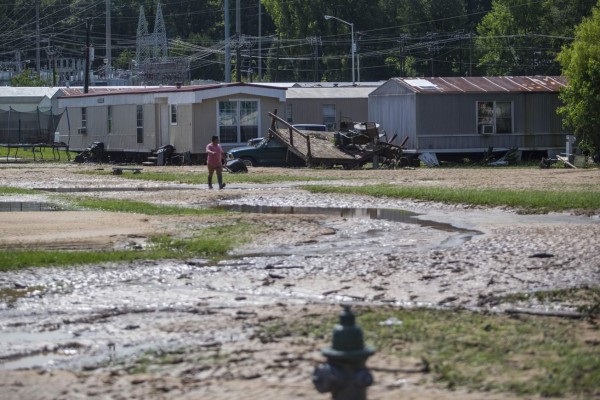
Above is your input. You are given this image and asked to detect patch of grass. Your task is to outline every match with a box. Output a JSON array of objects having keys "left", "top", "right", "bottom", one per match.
[
  {"left": 0, "top": 249, "right": 155, "bottom": 271},
  {"left": 149, "top": 222, "right": 254, "bottom": 257},
  {"left": 124, "top": 347, "right": 226, "bottom": 374},
  {"left": 302, "top": 184, "right": 600, "bottom": 212},
  {"left": 0, "top": 222, "right": 255, "bottom": 271},
  {"left": 0, "top": 286, "right": 46, "bottom": 304},
  {"left": 260, "top": 307, "right": 600, "bottom": 398},
  {"left": 0, "top": 186, "right": 39, "bottom": 195},
  {"left": 72, "top": 197, "right": 224, "bottom": 216},
  {"left": 77, "top": 170, "right": 326, "bottom": 184},
  {"left": 0, "top": 196, "right": 256, "bottom": 271},
  {"left": 498, "top": 286, "right": 600, "bottom": 318}
]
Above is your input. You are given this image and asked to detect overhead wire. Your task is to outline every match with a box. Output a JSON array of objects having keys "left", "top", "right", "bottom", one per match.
[{"left": 0, "top": 0, "right": 578, "bottom": 78}]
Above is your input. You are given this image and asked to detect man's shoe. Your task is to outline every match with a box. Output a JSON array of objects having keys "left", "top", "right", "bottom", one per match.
[
  {"left": 219, "top": 183, "right": 226, "bottom": 189},
  {"left": 208, "top": 185, "right": 213, "bottom": 189}
]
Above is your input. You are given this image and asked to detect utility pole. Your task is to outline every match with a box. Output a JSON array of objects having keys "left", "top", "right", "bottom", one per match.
[
  {"left": 235, "top": 0, "right": 241, "bottom": 82},
  {"left": 324, "top": 15, "right": 355, "bottom": 85},
  {"left": 274, "top": 34, "right": 280, "bottom": 82},
  {"left": 84, "top": 18, "right": 91, "bottom": 93},
  {"left": 15, "top": 51, "right": 22, "bottom": 73},
  {"left": 469, "top": 25, "right": 473, "bottom": 77},
  {"left": 36, "top": 1, "right": 40, "bottom": 74},
  {"left": 257, "top": 0, "right": 261, "bottom": 81},
  {"left": 106, "top": 0, "right": 111, "bottom": 79},
  {"left": 356, "top": 35, "right": 360, "bottom": 83},
  {"left": 307, "top": 36, "right": 321, "bottom": 82},
  {"left": 224, "top": 0, "right": 231, "bottom": 82}
]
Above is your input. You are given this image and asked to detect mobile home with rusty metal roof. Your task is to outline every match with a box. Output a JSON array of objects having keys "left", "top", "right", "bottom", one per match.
[{"left": 368, "top": 76, "right": 569, "bottom": 159}]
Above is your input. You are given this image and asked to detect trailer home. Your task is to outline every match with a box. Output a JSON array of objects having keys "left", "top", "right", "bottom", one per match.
[
  {"left": 56, "top": 83, "right": 286, "bottom": 161},
  {"left": 368, "top": 76, "right": 569, "bottom": 159}
]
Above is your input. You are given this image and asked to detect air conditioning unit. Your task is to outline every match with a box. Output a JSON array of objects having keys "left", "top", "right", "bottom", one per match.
[
  {"left": 78, "top": 127, "right": 87, "bottom": 135},
  {"left": 479, "top": 124, "right": 494, "bottom": 134}
]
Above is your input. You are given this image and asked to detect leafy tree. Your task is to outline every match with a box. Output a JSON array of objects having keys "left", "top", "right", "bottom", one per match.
[
  {"left": 10, "top": 69, "right": 50, "bottom": 87},
  {"left": 557, "top": 1, "right": 600, "bottom": 158},
  {"left": 476, "top": 0, "right": 549, "bottom": 75},
  {"left": 1, "top": 0, "right": 599, "bottom": 84},
  {"left": 476, "top": 0, "right": 597, "bottom": 76},
  {"left": 114, "top": 49, "right": 134, "bottom": 70}
]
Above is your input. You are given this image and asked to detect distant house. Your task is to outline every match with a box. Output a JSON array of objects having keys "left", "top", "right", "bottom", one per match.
[
  {"left": 368, "top": 76, "right": 569, "bottom": 158},
  {"left": 56, "top": 83, "right": 286, "bottom": 160},
  {"left": 285, "top": 84, "right": 380, "bottom": 131}
]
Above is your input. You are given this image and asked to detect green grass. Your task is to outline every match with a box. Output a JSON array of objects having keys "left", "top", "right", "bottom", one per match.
[
  {"left": 0, "top": 186, "right": 39, "bottom": 195},
  {"left": 77, "top": 170, "right": 326, "bottom": 184},
  {"left": 0, "top": 197, "right": 251, "bottom": 271},
  {"left": 260, "top": 307, "right": 600, "bottom": 398},
  {"left": 0, "top": 286, "right": 46, "bottom": 303},
  {"left": 302, "top": 184, "right": 600, "bottom": 212},
  {"left": 497, "top": 286, "right": 600, "bottom": 318},
  {"left": 0, "top": 222, "right": 254, "bottom": 271},
  {"left": 124, "top": 347, "right": 227, "bottom": 374},
  {"left": 72, "top": 197, "right": 225, "bottom": 216}
]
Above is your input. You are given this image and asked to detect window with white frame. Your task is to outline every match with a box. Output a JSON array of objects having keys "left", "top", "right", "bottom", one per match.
[
  {"left": 170, "top": 104, "right": 177, "bottom": 125},
  {"left": 107, "top": 105, "right": 113, "bottom": 134},
  {"left": 136, "top": 105, "right": 143, "bottom": 144},
  {"left": 477, "top": 101, "right": 513, "bottom": 134},
  {"left": 218, "top": 100, "right": 259, "bottom": 144},
  {"left": 81, "top": 107, "right": 87, "bottom": 129},
  {"left": 322, "top": 104, "right": 336, "bottom": 131},
  {"left": 240, "top": 101, "right": 259, "bottom": 143}
]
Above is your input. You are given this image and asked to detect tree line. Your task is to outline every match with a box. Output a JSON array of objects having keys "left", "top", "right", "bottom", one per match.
[{"left": 0, "top": 0, "right": 596, "bottom": 82}]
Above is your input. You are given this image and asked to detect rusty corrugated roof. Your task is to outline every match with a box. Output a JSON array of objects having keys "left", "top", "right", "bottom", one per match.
[{"left": 393, "top": 76, "right": 567, "bottom": 94}]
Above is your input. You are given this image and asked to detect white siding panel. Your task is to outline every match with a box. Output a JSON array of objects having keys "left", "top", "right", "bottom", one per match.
[{"left": 369, "top": 94, "right": 416, "bottom": 148}]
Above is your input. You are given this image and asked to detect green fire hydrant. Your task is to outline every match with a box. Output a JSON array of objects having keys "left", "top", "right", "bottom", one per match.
[{"left": 312, "top": 305, "right": 375, "bottom": 400}]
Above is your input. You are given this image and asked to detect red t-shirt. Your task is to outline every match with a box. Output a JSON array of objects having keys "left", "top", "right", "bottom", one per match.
[{"left": 206, "top": 142, "right": 224, "bottom": 167}]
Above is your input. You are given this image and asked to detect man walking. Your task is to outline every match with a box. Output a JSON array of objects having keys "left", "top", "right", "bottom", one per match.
[{"left": 206, "top": 135, "right": 226, "bottom": 189}]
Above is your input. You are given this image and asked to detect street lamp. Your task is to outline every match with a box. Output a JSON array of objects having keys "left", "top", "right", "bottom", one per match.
[{"left": 324, "top": 14, "right": 355, "bottom": 86}]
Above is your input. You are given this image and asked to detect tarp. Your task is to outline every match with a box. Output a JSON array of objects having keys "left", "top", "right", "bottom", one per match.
[{"left": 0, "top": 107, "right": 64, "bottom": 144}]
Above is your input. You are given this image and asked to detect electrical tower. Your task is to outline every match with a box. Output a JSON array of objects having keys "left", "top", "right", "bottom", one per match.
[
  {"left": 135, "top": 6, "right": 152, "bottom": 66},
  {"left": 135, "top": 2, "right": 189, "bottom": 85}
]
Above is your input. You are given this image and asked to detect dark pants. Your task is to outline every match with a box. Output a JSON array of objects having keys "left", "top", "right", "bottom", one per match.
[{"left": 207, "top": 164, "right": 223, "bottom": 188}]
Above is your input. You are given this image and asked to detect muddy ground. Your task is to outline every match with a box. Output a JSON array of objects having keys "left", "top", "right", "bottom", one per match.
[{"left": 0, "top": 163, "right": 599, "bottom": 399}]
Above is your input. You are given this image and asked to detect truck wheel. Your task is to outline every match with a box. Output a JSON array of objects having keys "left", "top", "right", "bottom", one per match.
[{"left": 240, "top": 157, "right": 256, "bottom": 167}]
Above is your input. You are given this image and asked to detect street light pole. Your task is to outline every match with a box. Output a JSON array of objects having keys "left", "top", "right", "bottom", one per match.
[{"left": 324, "top": 15, "right": 355, "bottom": 86}]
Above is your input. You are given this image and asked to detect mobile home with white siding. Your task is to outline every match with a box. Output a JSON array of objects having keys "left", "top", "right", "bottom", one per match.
[{"left": 57, "top": 83, "right": 286, "bottom": 161}]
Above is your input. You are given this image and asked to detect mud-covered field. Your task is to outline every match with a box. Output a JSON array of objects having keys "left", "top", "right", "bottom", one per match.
[{"left": 0, "top": 163, "right": 599, "bottom": 399}]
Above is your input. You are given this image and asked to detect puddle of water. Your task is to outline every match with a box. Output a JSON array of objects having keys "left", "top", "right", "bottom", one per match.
[
  {"left": 220, "top": 204, "right": 475, "bottom": 234},
  {"left": 0, "top": 328, "right": 145, "bottom": 370},
  {"left": 0, "top": 330, "right": 76, "bottom": 369},
  {"left": 0, "top": 353, "right": 73, "bottom": 370},
  {"left": 0, "top": 330, "right": 72, "bottom": 345},
  {"left": 0, "top": 202, "right": 63, "bottom": 212}
]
